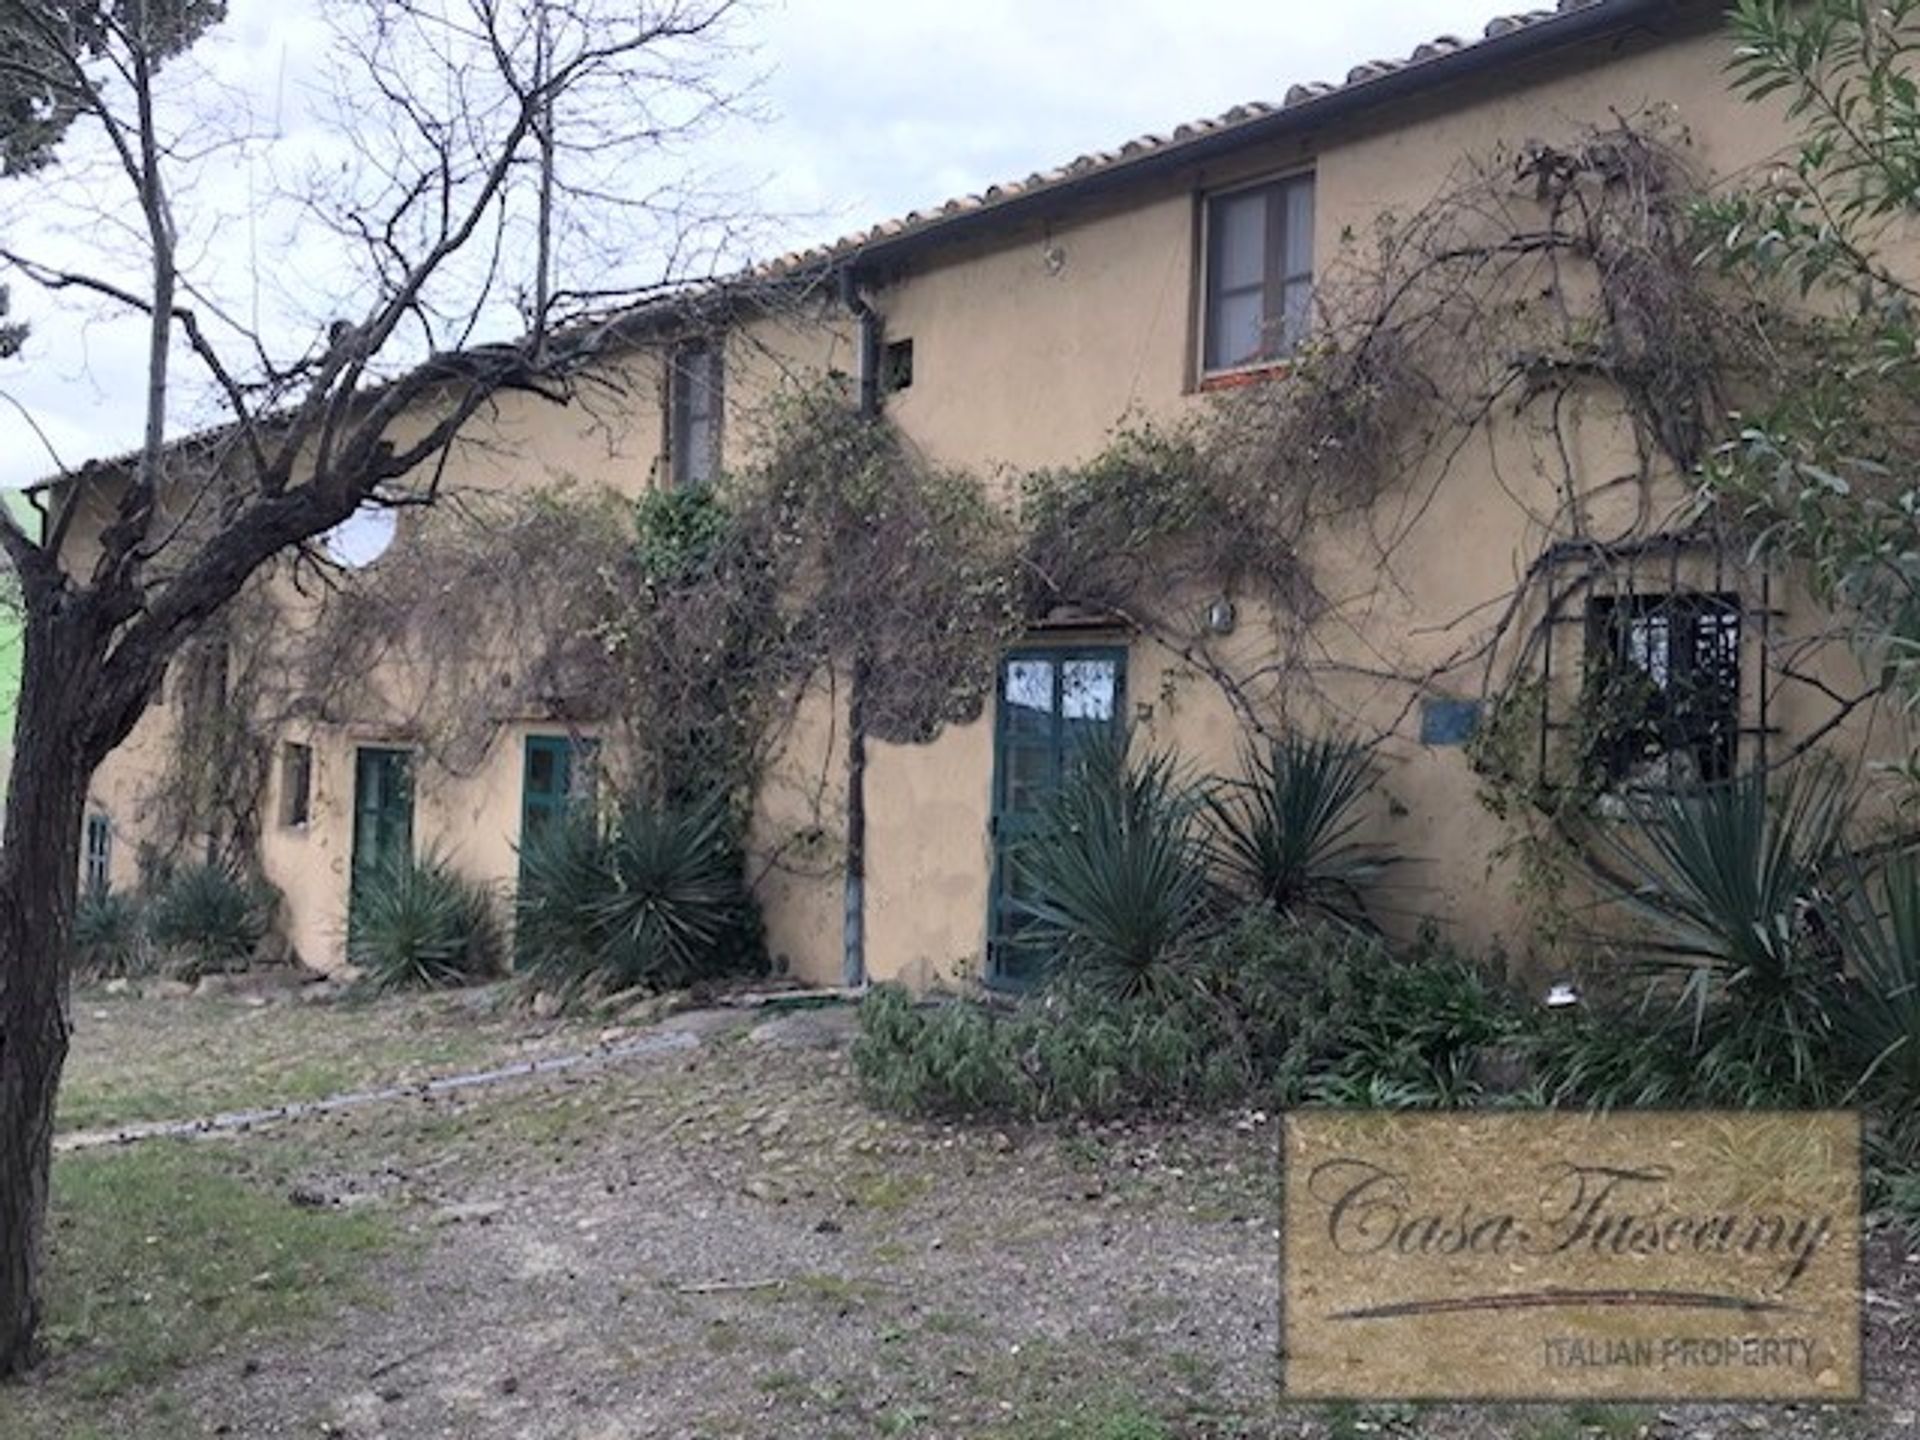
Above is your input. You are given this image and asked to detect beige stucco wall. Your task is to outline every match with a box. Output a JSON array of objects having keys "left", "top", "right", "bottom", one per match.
[{"left": 78, "top": 19, "right": 1917, "bottom": 987}]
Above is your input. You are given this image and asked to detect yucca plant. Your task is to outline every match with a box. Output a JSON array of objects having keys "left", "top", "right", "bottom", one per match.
[
  {"left": 1015, "top": 727, "right": 1213, "bottom": 1001},
  {"left": 1836, "top": 853, "right": 1920, "bottom": 1167},
  {"left": 514, "top": 817, "right": 607, "bottom": 978},
  {"left": 349, "top": 851, "right": 503, "bottom": 991},
  {"left": 1205, "top": 733, "right": 1395, "bottom": 930},
  {"left": 515, "top": 790, "right": 764, "bottom": 991},
  {"left": 70, "top": 889, "right": 151, "bottom": 981},
  {"left": 1592, "top": 767, "right": 1852, "bottom": 1098},
  {"left": 145, "top": 862, "right": 276, "bottom": 978}
]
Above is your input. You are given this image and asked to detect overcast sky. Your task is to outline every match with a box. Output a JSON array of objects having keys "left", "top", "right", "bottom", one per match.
[{"left": 0, "top": 0, "right": 1497, "bottom": 489}]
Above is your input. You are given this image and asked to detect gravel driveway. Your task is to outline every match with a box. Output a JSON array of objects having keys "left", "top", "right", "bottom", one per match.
[{"left": 24, "top": 994, "right": 1919, "bottom": 1439}]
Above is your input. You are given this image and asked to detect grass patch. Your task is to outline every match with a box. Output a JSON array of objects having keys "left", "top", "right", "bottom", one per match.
[
  {"left": 777, "top": 1272, "right": 889, "bottom": 1312},
  {"left": 986, "top": 1393, "right": 1172, "bottom": 1440},
  {"left": 0, "top": 1141, "right": 392, "bottom": 1437},
  {"left": 841, "top": 1168, "right": 932, "bottom": 1211},
  {"left": 56, "top": 989, "right": 575, "bottom": 1134}
]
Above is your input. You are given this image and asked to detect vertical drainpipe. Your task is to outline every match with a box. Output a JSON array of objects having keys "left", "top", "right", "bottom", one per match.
[{"left": 838, "top": 265, "right": 881, "bottom": 990}]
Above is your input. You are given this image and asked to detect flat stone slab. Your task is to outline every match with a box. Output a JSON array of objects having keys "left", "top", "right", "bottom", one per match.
[
  {"left": 654, "top": 1007, "right": 756, "bottom": 1041},
  {"left": 744, "top": 1005, "right": 859, "bottom": 1049}
]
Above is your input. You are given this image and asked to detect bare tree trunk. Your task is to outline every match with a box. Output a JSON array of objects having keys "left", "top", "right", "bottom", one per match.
[
  {"left": 531, "top": 0, "right": 555, "bottom": 356},
  {"left": 0, "top": 19, "right": 177, "bottom": 1370},
  {"left": 0, "top": 616, "right": 91, "bottom": 1377},
  {"left": 0, "top": 0, "right": 745, "bottom": 1374}
]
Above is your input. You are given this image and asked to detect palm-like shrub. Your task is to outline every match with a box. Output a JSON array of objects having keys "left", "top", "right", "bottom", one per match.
[
  {"left": 1015, "top": 727, "right": 1212, "bottom": 1000},
  {"left": 1837, "top": 854, "right": 1920, "bottom": 1167},
  {"left": 145, "top": 862, "right": 276, "bottom": 978},
  {"left": 513, "top": 817, "right": 606, "bottom": 977},
  {"left": 515, "top": 791, "right": 764, "bottom": 991},
  {"left": 1206, "top": 734, "right": 1394, "bottom": 930},
  {"left": 70, "top": 890, "right": 151, "bottom": 980},
  {"left": 349, "top": 851, "right": 503, "bottom": 991},
  {"left": 1592, "top": 768, "right": 1852, "bottom": 1098}
]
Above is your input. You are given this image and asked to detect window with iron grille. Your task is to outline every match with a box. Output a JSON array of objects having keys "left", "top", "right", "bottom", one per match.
[
  {"left": 83, "top": 814, "right": 111, "bottom": 895},
  {"left": 1583, "top": 592, "right": 1742, "bottom": 787}
]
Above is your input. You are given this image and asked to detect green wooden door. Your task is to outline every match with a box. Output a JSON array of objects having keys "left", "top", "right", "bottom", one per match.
[
  {"left": 350, "top": 747, "right": 414, "bottom": 920},
  {"left": 987, "top": 648, "right": 1125, "bottom": 987}
]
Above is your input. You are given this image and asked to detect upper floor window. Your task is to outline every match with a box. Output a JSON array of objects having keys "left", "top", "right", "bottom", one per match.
[
  {"left": 1202, "top": 173, "right": 1315, "bottom": 374},
  {"left": 669, "top": 341, "right": 724, "bottom": 489},
  {"left": 1585, "top": 592, "right": 1742, "bottom": 788}
]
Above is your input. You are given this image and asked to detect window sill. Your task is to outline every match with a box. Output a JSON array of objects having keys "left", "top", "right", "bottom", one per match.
[{"left": 1198, "top": 360, "right": 1295, "bottom": 393}]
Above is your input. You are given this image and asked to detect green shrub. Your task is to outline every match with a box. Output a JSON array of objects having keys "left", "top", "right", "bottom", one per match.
[
  {"left": 1836, "top": 853, "right": 1920, "bottom": 1169},
  {"left": 145, "top": 863, "right": 276, "bottom": 978},
  {"left": 1199, "top": 914, "right": 1517, "bottom": 1108},
  {"left": 1537, "top": 768, "right": 1920, "bottom": 1120},
  {"left": 854, "top": 986, "right": 1029, "bottom": 1117},
  {"left": 349, "top": 851, "right": 503, "bottom": 991},
  {"left": 1206, "top": 734, "right": 1395, "bottom": 930},
  {"left": 1529, "top": 1004, "right": 1708, "bottom": 1108},
  {"left": 1015, "top": 727, "right": 1213, "bottom": 1000},
  {"left": 854, "top": 916, "right": 1519, "bottom": 1120},
  {"left": 512, "top": 815, "right": 606, "bottom": 978},
  {"left": 70, "top": 890, "right": 151, "bottom": 981},
  {"left": 515, "top": 790, "right": 764, "bottom": 992},
  {"left": 1294, "top": 928, "right": 1521, "bottom": 1108},
  {"left": 634, "top": 486, "right": 730, "bottom": 584},
  {"left": 1589, "top": 768, "right": 1852, "bottom": 1101},
  {"left": 852, "top": 982, "right": 1237, "bottom": 1122}
]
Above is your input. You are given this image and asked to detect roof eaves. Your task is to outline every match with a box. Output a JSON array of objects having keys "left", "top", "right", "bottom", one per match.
[{"left": 763, "top": 0, "right": 1709, "bottom": 280}]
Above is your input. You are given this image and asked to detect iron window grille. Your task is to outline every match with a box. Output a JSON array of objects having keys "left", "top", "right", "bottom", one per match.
[
  {"left": 1584, "top": 592, "right": 1742, "bottom": 788},
  {"left": 83, "top": 814, "right": 111, "bottom": 895},
  {"left": 1527, "top": 536, "right": 1778, "bottom": 796}
]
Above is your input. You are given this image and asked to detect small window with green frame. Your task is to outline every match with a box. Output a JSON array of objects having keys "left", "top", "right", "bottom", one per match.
[{"left": 83, "top": 814, "right": 112, "bottom": 896}]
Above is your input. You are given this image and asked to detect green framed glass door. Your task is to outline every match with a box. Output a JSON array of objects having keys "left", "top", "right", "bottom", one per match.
[
  {"left": 520, "top": 735, "right": 597, "bottom": 869},
  {"left": 987, "top": 647, "right": 1126, "bottom": 987},
  {"left": 350, "top": 747, "right": 414, "bottom": 921}
]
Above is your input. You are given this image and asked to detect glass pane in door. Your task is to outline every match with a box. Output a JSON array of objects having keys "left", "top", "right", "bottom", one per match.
[{"left": 988, "top": 649, "right": 1125, "bottom": 987}]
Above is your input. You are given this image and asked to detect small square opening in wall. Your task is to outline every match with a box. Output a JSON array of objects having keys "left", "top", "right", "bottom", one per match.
[
  {"left": 279, "top": 741, "right": 313, "bottom": 828},
  {"left": 1420, "top": 698, "right": 1482, "bottom": 747},
  {"left": 881, "top": 337, "right": 914, "bottom": 394}
]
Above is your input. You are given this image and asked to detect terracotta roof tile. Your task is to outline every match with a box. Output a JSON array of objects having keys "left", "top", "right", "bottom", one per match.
[{"left": 751, "top": 0, "right": 1625, "bottom": 279}]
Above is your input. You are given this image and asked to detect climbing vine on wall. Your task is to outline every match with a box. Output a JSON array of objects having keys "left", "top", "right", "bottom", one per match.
[
  {"left": 142, "top": 112, "right": 1901, "bottom": 963},
  {"left": 146, "top": 384, "right": 1020, "bottom": 878}
]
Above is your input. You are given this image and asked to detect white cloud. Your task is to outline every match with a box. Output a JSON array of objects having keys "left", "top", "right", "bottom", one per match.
[{"left": 0, "top": 0, "right": 1497, "bottom": 488}]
